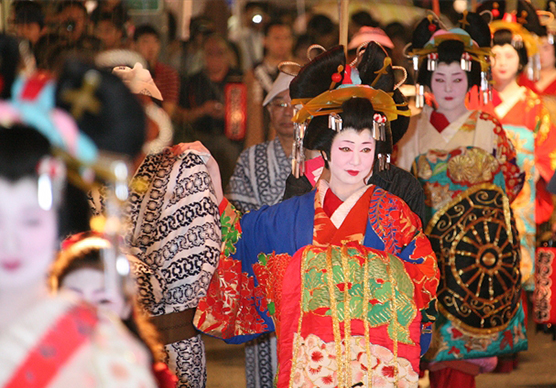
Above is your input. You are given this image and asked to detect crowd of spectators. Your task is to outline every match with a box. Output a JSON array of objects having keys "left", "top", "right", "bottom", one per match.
[{"left": 9, "top": 0, "right": 414, "bottom": 188}]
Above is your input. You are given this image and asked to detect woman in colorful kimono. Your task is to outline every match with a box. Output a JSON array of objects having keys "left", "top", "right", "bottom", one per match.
[
  {"left": 0, "top": 70, "right": 157, "bottom": 386},
  {"left": 191, "top": 42, "right": 440, "bottom": 388},
  {"left": 469, "top": 0, "right": 556, "bottom": 291},
  {"left": 399, "top": 11, "right": 527, "bottom": 387},
  {"left": 518, "top": 1, "right": 556, "bottom": 96}
]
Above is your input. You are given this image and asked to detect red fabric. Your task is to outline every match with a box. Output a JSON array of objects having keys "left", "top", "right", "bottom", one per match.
[
  {"left": 518, "top": 73, "right": 556, "bottom": 96},
  {"left": 429, "top": 367, "right": 476, "bottom": 388},
  {"left": 20, "top": 72, "right": 52, "bottom": 100},
  {"left": 430, "top": 110, "right": 451, "bottom": 133},
  {"left": 322, "top": 188, "right": 344, "bottom": 218},
  {"left": 152, "top": 361, "right": 178, "bottom": 388},
  {"left": 468, "top": 87, "right": 556, "bottom": 225},
  {"left": 154, "top": 62, "right": 180, "bottom": 104},
  {"left": 5, "top": 304, "right": 98, "bottom": 388}
]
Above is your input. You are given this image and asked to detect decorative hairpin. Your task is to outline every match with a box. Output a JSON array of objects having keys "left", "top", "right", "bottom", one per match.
[
  {"left": 372, "top": 113, "right": 387, "bottom": 142},
  {"left": 512, "top": 34, "right": 524, "bottom": 49},
  {"left": 328, "top": 113, "right": 343, "bottom": 132},
  {"left": 36, "top": 156, "right": 66, "bottom": 211},
  {"left": 329, "top": 65, "right": 344, "bottom": 89},
  {"left": 291, "top": 118, "right": 306, "bottom": 179},
  {"left": 461, "top": 52, "right": 473, "bottom": 72},
  {"left": 427, "top": 53, "right": 438, "bottom": 71},
  {"left": 492, "top": 2, "right": 500, "bottom": 18},
  {"left": 61, "top": 70, "right": 102, "bottom": 120},
  {"left": 415, "top": 84, "right": 425, "bottom": 109},
  {"left": 480, "top": 65, "right": 493, "bottom": 104}
]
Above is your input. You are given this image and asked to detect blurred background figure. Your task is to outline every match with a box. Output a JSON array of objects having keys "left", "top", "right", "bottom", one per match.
[
  {"left": 230, "top": 1, "right": 269, "bottom": 73},
  {"left": 306, "top": 13, "right": 337, "bottom": 49},
  {"left": 12, "top": 1, "right": 46, "bottom": 46},
  {"left": 245, "top": 20, "right": 293, "bottom": 148},
  {"left": 226, "top": 71, "right": 294, "bottom": 388},
  {"left": 50, "top": 232, "right": 178, "bottom": 388},
  {"left": 176, "top": 33, "right": 244, "bottom": 187},
  {"left": 133, "top": 24, "right": 180, "bottom": 117},
  {"left": 93, "top": 12, "right": 126, "bottom": 51},
  {"left": 56, "top": 1, "right": 99, "bottom": 50}
]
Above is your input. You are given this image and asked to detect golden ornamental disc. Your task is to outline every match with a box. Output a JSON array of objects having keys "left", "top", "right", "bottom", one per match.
[{"left": 425, "top": 183, "right": 521, "bottom": 335}]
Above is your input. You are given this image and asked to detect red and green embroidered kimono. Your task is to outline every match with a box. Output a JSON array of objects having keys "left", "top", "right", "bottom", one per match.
[{"left": 194, "top": 181, "right": 439, "bottom": 387}]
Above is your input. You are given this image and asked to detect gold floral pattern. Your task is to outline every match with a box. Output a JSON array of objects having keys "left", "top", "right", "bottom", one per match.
[
  {"left": 447, "top": 148, "right": 500, "bottom": 185},
  {"left": 423, "top": 181, "right": 452, "bottom": 211}
]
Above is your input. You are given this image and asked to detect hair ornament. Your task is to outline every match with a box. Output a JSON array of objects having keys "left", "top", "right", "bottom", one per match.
[
  {"left": 291, "top": 118, "right": 306, "bottom": 178},
  {"left": 6, "top": 74, "right": 98, "bottom": 165},
  {"left": 36, "top": 156, "right": 66, "bottom": 211},
  {"left": 459, "top": 11, "right": 471, "bottom": 28},
  {"left": 329, "top": 65, "right": 344, "bottom": 89},
  {"left": 292, "top": 86, "right": 409, "bottom": 125},
  {"left": 492, "top": 2, "right": 500, "bottom": 18},
  {"left": 415, "top": 84, "right": 425, "bottom": 109},
  {"left": 307, "top": 44, "right": 327, "bottom": 61},
  {"left": 461, "top": 52, "right": 473, "bottom": 72},
  {"left": 480, "top": 64, "right": 493, "bottom": 104},
  {"left": 392, "top": 66, "right": 408, "bottom": 90},
  {"left": 371, "top": 56, "right": 392, "bottom": 88},
  {"left": 427, "top": 52, "right": 438, "bottom": 71},
  {"left": 538, "top": 9, "right": 556, "bottom": 44},
  {"left": 372, "top": 113, "right": 387, "bottom": 142},
  {"left": 328, "top": 112, "right": 343, "bottom": 132},
  {"left": 60, "top": 69, "right": 102, "bottom": 120},
  {"left": 278, "top": 61, "right": 302, "bottom": 77}
]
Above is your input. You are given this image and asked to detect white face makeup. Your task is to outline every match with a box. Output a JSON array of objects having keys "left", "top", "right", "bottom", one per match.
[
  {"left": 328, "top": 128, "right": 376, "bottom": 198},
  {"left": 430, "top": 62, "right": 469, "bottom": 117},
  {"left": 62, "top": 267, "right": 131, "bottom": 319},
  {"left": 491, "top": 44, "right": 521, "bottom": 85},
  {"left": 0, "top": 178, "right": 58, "bottom": 291}
]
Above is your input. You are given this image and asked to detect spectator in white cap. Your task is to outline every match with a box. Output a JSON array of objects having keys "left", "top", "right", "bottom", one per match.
[
  {"left": 226, "top": 71, "right": 294, "bottom": 213},
  {"left": 225, "top": 71, "right": 294, "bottom": 387}
]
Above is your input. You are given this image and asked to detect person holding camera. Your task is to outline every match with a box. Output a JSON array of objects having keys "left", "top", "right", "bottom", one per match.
[{"left": 57, "top": 2, "right": 100, "bottom": 51}]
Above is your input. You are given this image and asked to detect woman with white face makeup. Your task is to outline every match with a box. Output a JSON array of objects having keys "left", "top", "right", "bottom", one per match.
[
  {"left": 0, "top": 69, "right": 157, "bottom": 387},
  {"left": 49, "top": 232, "right": 178, "bottom": 388},
  {"left": 469, "top": 1, "right": 556, "bottom": 296},
  {"left": 399, "top": 12, "right": 528, "bottom": 388},
  {"left": 185, "top": 43, "right": 440, "bottom": 388}
]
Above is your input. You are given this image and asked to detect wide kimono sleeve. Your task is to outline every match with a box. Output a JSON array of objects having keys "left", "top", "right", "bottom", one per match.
[
  {"left": 366, "top": 187, "right": 440, "bottom": 353},
  {"left": 194, "top": 193, "right": 315, "bottom": 343},
  {"left": 534, "top": 104, "right": 556, "bottom": 224},
  {"left": 225, "top": 147, "right": 259, "bottom": 213},
  {"left": 484, "top": 112, "right": 525, "bottom": 203},
  {"left": 535, "top": 104, "right": 556, "bottom": 183}
]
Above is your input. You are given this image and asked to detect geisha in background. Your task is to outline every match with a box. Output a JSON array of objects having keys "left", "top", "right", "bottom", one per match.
[
  {"left": 399, "top": 11, "right": 526, "bottom": 387},
  {"left": 470, "top": 0, "right": 556, "bottom": 291},
  {"left": 192, "top": 42, "right": 439, "bottom": 388},
  {"left": 518, "top": 1, "right": 556, "bottom": 96},
  {"left": 0, "top": 34, "right": 157, "bottom": 387}
]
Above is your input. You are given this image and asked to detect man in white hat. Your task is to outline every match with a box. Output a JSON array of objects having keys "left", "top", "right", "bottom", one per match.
[
  {"left": 225, "top": 72, "right": 293, "bottom": 388},
  {"left": 226, "top": 72, "right": 294, "bottom": 214}
]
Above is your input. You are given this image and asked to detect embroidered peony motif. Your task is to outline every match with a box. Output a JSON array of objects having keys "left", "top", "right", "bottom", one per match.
[
  {"left": 447, "top": 148, "right": 500, "bottom": 186},
  {"left": 291, "top": 334, "right": 419, "bottom": 388}
]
